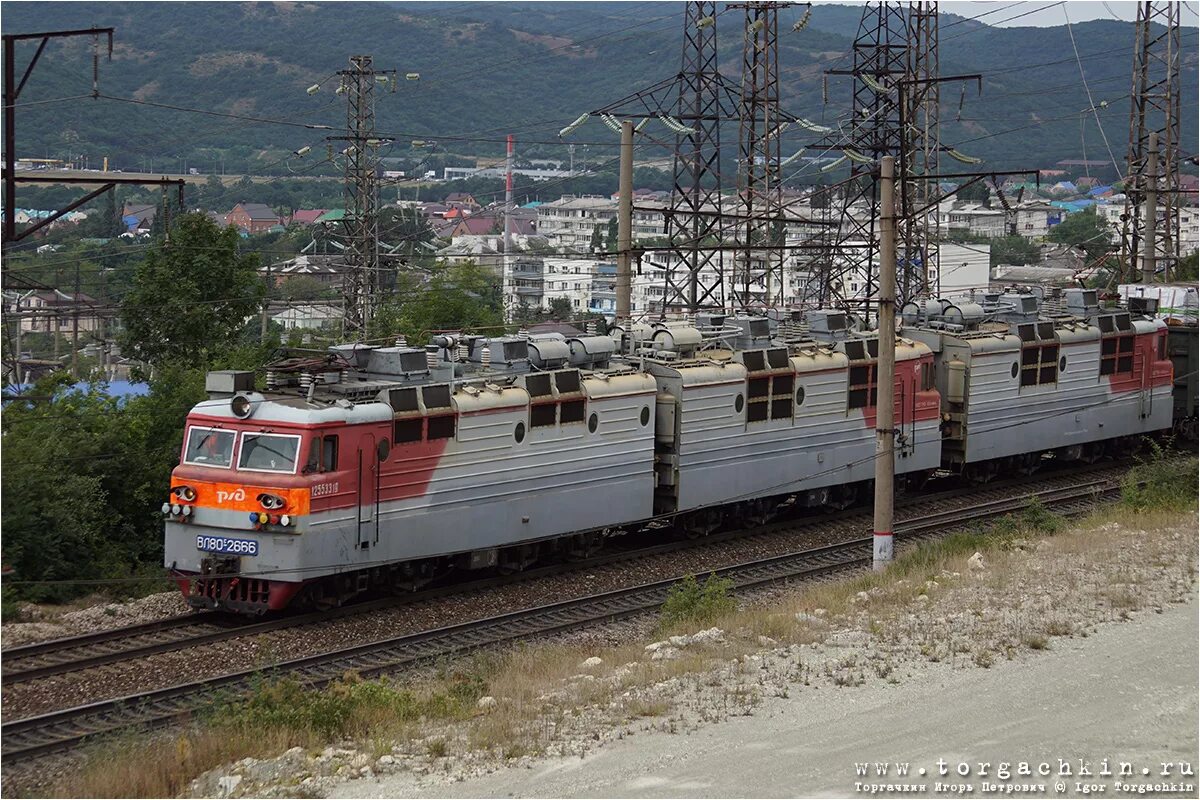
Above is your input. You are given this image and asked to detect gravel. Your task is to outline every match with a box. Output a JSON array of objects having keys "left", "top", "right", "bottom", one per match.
[{"left": 1, "top": 592, "right": 190, "bottom": 648}]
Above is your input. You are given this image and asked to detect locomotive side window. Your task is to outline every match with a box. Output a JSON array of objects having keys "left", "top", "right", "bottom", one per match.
[
  {"left": 531, "top": 403, "right": 556, "bottom": 428},
  {"left": 1020, "top": 345, "right": 1058, "bottom": 386},
  {"left": 321, "top": 436, "right": 339, "bottom": 471},
  {"left": 1100, "top": 335, "right": 1134, "bottom": 376},
  {"left": 921, "top": 362, "right": 935, "bottom": 391},
  {"left": 848, "top": 364, "right": 878, "bottom": 409},
  {"left": 394, "top": 418, "right": 423, "bottom": 444},
  {"left": 184, "top": 426, "right": 235, "bottom": 468},
  {"left": 238, "top": 432, "right": 301, "bottom": 474},
  {"left": 428, "top": 415, "right": 456, "bottom": 440},
  {"left": 560, "top": 399, "right": 586, "bottom": 424}
]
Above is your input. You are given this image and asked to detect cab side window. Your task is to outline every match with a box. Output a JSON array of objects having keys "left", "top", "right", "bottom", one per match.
[{"left": 321, "top": 436, "right": 339, "bottom": 471}]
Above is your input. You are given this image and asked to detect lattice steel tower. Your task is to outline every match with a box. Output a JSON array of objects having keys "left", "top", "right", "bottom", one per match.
[
  {"left": 665, "top": 1, "right": 735, "bottom": 312},
  {"left": 899, "top": 1, "right": 940, "bottom": 301},
  {"left": 814, "top": 3, "right": 909, "bottom": 309},
  {"left": 729, "top": 2, "right": 792, "bottom": 309},
  {"left": 1121, "top": 2, "right": 1181, "bottom": 282},
  {"left": 590, "top": 1, "right": 739, "bottom": 314},
  {"left": 335, "top": 55, "right": 395, "bottom": 335}
]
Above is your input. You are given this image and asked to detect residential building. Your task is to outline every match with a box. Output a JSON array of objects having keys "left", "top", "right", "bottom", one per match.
[
  {"left": 936, "top": 242, "right": 991, "bottom": 296},
  {"left": 944, "top": 205, "right": 1006, "bottom": 238},
  {"left": 226, "top": 203, "right": 280, "bottom": 233},
  {"left": 288, "top": 209, "right": 329, "bottom": 226},
  {"left": 1012, "top": 202, "right": 1062, "bottom": 239},
  {"left": 272, "top": 303, "right": 343, "bottom": 331},
  {"left": 122, "top": 203, "right": 156, "bottom": 233},
  {"left": 536, "top": 196, "right": 618, "bottom": 251},
  {"left": 437, "top": 238, "right": 503, "bottom": 272},
  {"left": 16, "top": 290, "right": 102, "bottom": 333},
  {"left": 264, "top": 255, "right": 348, "bottom": 288},
  {"left": 540, "top": 257, "right": 597, "bottom": 312}
]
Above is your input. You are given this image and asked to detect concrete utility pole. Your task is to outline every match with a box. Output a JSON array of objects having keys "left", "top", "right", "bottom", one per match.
[
  {"left": 873, "top": 155, "right": 897, "bottom": 571},
  {"left": 616, "top": 119, "right": 634, "bottom": 321},
  {"left": 1141, "top": 130, "right": 1159, "bottom": 284}
]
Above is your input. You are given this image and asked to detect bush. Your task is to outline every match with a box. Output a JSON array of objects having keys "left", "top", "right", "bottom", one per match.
[
  {"left": 659, "top": 573, "right": 736, "bottom": 630},
  {"left": 1122, "top": 446, "right": 1198, "bottom": 512}
]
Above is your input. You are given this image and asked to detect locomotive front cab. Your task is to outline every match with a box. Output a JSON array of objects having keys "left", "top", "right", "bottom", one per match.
[{"left": 164, "top": 396, "right": 342, "bottom": 614}]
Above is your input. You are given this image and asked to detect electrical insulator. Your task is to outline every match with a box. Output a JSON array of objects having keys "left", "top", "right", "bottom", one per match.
[{"left": 306, "top": 84, "right": 320, "bottom": 95}]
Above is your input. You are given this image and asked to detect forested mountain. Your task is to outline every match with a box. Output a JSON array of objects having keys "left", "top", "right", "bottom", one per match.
[{"left": 2, "top": 2, "right": 1196, "bottom": 180}]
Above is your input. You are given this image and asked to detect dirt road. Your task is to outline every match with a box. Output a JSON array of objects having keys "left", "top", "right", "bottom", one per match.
[{"left": 339, "top": 594, "right": 1198, "bottom": 799}]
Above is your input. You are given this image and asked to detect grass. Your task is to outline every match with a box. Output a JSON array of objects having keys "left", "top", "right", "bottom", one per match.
[
  {"left": 47, "top": 455, "right": 1198, "bottom": 799},
  {"left": 658, "top": 573, "right": 735, "bottom": 632}
]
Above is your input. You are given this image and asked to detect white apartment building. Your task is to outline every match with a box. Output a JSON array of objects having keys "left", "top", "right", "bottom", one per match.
[
  {"left": 536, "top": 196, "right": 619, "bottom": 251},
  {"left": 540, "top": 257, "right": 600, "bottom": 312}
]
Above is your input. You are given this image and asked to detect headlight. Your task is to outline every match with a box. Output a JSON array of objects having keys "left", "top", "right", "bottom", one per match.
[
  {"left": 258, "top": 493, "right": 286, "bottom": 510},
  {"left": 173, "top": 485, "right": 197, "bottom": 502}
]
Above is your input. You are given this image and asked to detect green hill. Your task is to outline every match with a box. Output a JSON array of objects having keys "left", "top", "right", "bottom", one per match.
[{"left": 2, "top": 2, "right": 1196, "bottom": 183}]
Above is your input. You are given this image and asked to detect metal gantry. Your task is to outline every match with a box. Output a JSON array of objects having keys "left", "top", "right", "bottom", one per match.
[{"left": 1120, "top": 1, "right": 1181, "bottom": 283}]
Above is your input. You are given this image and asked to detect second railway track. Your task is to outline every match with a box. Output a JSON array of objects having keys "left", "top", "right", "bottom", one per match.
[{"left": 0, "top": 471, "right": 1123, "bottom": 762}]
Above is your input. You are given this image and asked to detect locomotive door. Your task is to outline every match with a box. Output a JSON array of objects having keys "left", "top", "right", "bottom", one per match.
[
  {"left": 1134, "top": 342, "right": 1152, "bottom": 419},
  {"left": 901, "top": 367, "right": 916, "bottom": 455},
  {"left": 357, "top": 435, "right": 376, "bottom": 548}
]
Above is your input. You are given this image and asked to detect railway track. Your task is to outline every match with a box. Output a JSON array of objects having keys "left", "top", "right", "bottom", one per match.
[
  {"left": 0, "top": 461, "right": 1125, "bottom": 688},
  {"left": 0, "top": 471, "right": 1122, "bottom": 762}
]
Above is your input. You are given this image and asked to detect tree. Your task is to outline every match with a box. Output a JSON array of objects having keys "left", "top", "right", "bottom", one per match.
[
  {"left": 589, "top": 224, "right": 604, "bottom": 254},
  {"left": 120, "top": 213, "right": 264, "bottom": 368},
  {"left": 1176, "top": 251, "right": 1199, "bottom": 282},
  {"left": 988, "top": 235, "right": 1042, "bottom": 267},
  {"left": 547, "top": 297, "right": 573, "bottom": 320},
  {"left": 1048, "top": 208, "right": 1114, "bottom": 262},
  {"left": 368, "top": 260, "right": 503, "bottom": 343},
  {"left": 955, "top": 181, "right": 990, "bottom": 205},
  {"left": 604, "top": 216, "right": 618, "bottom": 254}
]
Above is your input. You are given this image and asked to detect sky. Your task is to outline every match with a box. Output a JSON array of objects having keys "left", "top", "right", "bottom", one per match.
[{"left": 936, "top": 1, "right": 1199, "bottom": 28}]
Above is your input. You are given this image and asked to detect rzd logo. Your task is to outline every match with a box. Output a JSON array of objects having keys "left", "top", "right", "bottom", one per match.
[{"left": 216, "top": 488, "right": 247, "bottom": 504}]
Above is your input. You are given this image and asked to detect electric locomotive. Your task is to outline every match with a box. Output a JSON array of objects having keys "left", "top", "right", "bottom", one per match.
[{"left": 164, "top": 290, "right": 1177, "bottom": 616}]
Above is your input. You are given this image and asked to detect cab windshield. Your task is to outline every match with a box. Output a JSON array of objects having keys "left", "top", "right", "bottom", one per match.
[
  {"left": 238, "top": 432, "right": 301, "bottom": 474},
  {"left": 183, "top": 426, "right": 235, "bottom": 468}
]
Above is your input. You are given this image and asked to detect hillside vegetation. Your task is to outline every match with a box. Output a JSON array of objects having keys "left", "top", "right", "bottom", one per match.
[{"left": 3, "top": 2, "right": 1195, "bottom": 181}]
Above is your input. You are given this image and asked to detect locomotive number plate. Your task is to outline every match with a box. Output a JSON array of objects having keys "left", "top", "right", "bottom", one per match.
[{"left": 196, "top": 535, "right": 259, "bottom": 557}]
